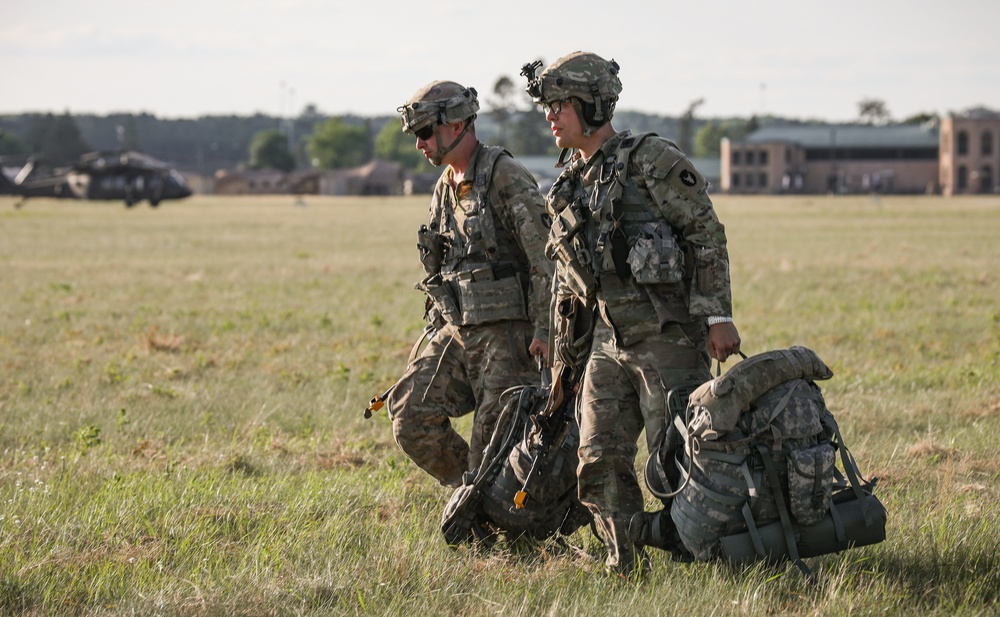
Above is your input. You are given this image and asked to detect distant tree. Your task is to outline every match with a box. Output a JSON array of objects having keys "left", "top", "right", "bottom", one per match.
[
  {"left": 300, "top": 103, "right": 324, "bottom": 122},
  {"left": 677, "top": 98, "right": 705, "bottom": 155},
  {"left": 693, "top": 118, "right": 758, "bottom": 158},
  {"left": 506, "top": 111, "right": 557, "bottom": 156},
  {"left": 488, "top": 76, "right": 517, "bottom": 148},
  {"left": 902, "top": 112, "right": 937, "bottom": 125},
  {"left": 307, "top": 117, "right": 369, "bottom": 169},
  {"left": 858, "top": 98, "right": 892, "bottom": 125},
  {"left": 0, "top": 130, "right": 26, "bottom": 156},
  {"left": 374, "top": 121, "right": 432, "bottom": 173},
  {"left": 117, "top": 117, "right": 140, "bottom": 151},
  {"left": 23, "top": 113, "right": 56, "bottom": 154},
  {"left": 693, "top": 121, "right": 730, "bottom": 158},
  {"left": 249, "top": 129, "right": 295, "bottom": 171},
  {"left": 42, "top": 111, "right": 89, "bottom": 164}
]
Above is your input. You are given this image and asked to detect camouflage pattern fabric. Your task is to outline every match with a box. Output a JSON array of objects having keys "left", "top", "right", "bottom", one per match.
[
  {"left": 577, "top": 319, "right": 711, "bottom": 575},
  {"left": 387, "top": 313, "right": 538, "bottom": 488},
  {"left": 685, "top": 346, "right": 833, "bottom": 439},
  {"left": 555, "top": 130, "right": 733, "bottom": 575},
  {"left": 670, "top": 377, "right": 833, "bottom": 561},
  {"left": 389, "top": 141, "right": 553, "bottom": 489},
  {"left": 571, "top": 130, "right": 733, "bottom": 338},
  {"left": 525, "top": 51, "right": 622, "bottom": 107},
  {"left": 429, "top": 144, "right": 553, "bottom": 341}
]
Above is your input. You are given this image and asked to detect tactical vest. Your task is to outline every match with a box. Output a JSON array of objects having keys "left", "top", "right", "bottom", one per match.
[
  {"left": 573, "top": 132, "right": 693, "bottom": 345},
  {"left": 417, "top": 145, "right": 530, "bottom": 327}
]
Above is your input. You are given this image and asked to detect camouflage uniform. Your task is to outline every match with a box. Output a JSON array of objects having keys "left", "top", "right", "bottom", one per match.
[
  {"left": 388, "top": 143, "right": 553, "bottom": 487},
  {"left": 552, "top": 131, "right": 733, "bottom": 574}
]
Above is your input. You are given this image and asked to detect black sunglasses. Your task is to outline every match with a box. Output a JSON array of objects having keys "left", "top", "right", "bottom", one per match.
[
  {"left": 542, "top": 99, "right": 570, "bottom": 115},
  {"left": 414, "top": 124, "right": 436, "bottom": 140}
]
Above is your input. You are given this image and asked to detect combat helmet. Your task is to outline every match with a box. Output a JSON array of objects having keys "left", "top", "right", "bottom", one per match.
[
  {"left": 521, "top": 52, "right": 622, "bottom": 132},
  {"left": 398, "top": 81, "right": 479, "bottom": 165}
]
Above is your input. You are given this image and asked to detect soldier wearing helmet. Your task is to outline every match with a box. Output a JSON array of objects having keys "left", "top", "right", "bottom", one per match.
[
  {"left": 386, "top": 80, "right": 555, "bottom": 499},
  {"left": 522, "top": 52, "right": 742, "bottom": 577}
]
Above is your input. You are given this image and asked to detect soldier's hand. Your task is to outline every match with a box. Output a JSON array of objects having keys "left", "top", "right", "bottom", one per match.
[
  {"left": 708, "top": 322, "right": 741, "bottom": 362},
  {"left": 528, "top": 338, "right": 549, "bottom": 363}
]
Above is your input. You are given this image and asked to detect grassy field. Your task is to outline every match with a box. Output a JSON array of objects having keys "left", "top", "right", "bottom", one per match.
[{"left": 1, "top": 194, "right": 998, "bottom": 616}]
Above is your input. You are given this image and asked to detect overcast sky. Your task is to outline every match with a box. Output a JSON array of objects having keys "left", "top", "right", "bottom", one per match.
[{"left": 3, "top": 0, "right": 998, "bottom": 123}]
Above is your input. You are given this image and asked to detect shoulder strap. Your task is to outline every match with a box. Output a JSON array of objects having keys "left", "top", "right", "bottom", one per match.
[
  {"left": 472, "top": 145, "right": 508, "bottom": 212},
  {"left": 598, "top": 131, "right": 657, "bottom": 278},
  {"left": 469, "top": 145, "right": 509, "bottom": 258},
  {"left": 613, "top": 131, "right": 657, "bottom": 183}
]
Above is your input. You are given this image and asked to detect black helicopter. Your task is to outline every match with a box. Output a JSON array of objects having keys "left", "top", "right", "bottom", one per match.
[{"left": 1, "top": 150, "right": 192, "bottom": 208}]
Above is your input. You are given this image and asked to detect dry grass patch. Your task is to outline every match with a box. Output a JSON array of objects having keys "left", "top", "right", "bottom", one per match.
[
  {"left": 142, "top": 326, "right": 185, "bottom": 353},
  {"left": 905, "top": 439, "right": 962, "bottom": 462}
]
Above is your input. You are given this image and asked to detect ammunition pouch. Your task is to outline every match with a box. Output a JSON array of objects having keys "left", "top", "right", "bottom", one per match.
[
  {"left": 416, "top": 274, "right": 461, "bottom": 328},
  {"left": 417, "top": 265, "right": 528, "bottom": 329},
  {"left": 457, "top": 266, "right": 528, "bottom": 325},
  {"left": 627, "top": 221, "right": 685, "bottom": 285},
  {"left": 416, "top": 224, "right": 450, "bottom": 277}
]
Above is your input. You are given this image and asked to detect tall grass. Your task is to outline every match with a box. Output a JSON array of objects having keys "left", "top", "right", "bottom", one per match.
[{"left": 1, "top": 194, "right": 998, "bottom": 615}]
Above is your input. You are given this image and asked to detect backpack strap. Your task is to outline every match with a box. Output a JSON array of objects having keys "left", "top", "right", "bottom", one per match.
[
  {"left": 756, "top": 443, "right": 812, "bottom": 577},
  {"left": 741, "top": 502, "right": 768, "bottom": 557},
  {"left": 822, "top": 413, "right": 877, "bottom": 526}
]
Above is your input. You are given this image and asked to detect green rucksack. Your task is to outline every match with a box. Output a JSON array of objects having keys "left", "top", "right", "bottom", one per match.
[{"left": 646, "top": 347, "right": 887, "bottom": 574}]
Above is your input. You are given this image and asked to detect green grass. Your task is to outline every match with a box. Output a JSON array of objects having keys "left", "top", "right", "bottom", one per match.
[{"left": 1, "top": 194, "right": 998, "bottom": 615}]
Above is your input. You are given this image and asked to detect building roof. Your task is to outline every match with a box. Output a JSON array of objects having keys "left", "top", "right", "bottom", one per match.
[
  {"left": 738, "top": 124, "right": 939, "bottom": 149},
  {"left": 689, "top": 157, "right": 720, "bottom": 180}
]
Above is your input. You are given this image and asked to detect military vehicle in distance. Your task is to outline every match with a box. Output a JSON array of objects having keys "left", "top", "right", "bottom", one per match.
[{"left": 1, "top": 150, "right": 192, "bottom": 208}]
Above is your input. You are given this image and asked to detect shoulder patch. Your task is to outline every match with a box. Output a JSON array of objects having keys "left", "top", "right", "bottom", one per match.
[{"left": 666, "top": 157, "right": 707, "bottom": 198}]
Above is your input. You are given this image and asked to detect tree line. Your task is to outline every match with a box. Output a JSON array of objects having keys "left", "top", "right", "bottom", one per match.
[{"left": 0, "top": 87, "right": 923, "bottom": 176}]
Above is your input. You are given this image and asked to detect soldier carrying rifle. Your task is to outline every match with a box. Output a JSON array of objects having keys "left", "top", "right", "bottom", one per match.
[{"left": 522, "top": 52, "right": 742, "bottom": 578}]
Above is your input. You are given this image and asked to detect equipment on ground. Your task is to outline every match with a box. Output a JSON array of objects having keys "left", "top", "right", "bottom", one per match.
[
  {"left": 440, "top": 361, "right": 590, "bottom": 546},
  {"left": 647, "top": 347, "right": 887, "bottom": 575}
]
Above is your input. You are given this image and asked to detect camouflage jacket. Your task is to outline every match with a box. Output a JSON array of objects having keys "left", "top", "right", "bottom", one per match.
[
  {"left": 548, "top": 130, "right": 733, "bottom": 346},
  {"left": 424, "top": 143, "right": 553, "bottom": 341}
]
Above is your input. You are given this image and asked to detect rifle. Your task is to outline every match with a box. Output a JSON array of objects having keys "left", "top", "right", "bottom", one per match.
[
  {"left": 545, "top": 208, "right": 597, "bottom": 302},
  {"left": 513, "top": 361, "right": 577, "bottom": 509}
]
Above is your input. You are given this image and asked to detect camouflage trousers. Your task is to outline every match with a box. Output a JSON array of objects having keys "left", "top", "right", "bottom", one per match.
[
  {"left": 577, "top": 318, "right": 710, "bottom": 576},
  {"left": 386, "top": 320, "right": 537, "bottom": 488}
]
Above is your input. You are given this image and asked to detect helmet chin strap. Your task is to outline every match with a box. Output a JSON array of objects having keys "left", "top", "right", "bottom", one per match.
[{"left": 430, "top": 121, "right": 473, "bottom": 166}]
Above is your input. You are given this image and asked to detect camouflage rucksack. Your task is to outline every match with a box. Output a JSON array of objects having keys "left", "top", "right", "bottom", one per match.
[
  {"left": 646, "top": 347, "right": 887, "bottom": 574},
  {"left": 440, "top": 369, "right": 591, "bottom": 546}
]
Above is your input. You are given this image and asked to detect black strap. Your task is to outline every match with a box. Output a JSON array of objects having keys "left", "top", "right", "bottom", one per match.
[
  {"left": 714, "top": 350, "right": 748, "bottom": 377},
  {"left": 757, "top": 444, "right": 812, "bottom": 577}
]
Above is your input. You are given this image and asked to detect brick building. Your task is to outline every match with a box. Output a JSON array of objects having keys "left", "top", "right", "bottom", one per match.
[
  {"left": 720, "top": 109, "right": 1000, "bottom": 195},
  {"left": 939, "top": 108, "right": 1000, "bottom": 196}
]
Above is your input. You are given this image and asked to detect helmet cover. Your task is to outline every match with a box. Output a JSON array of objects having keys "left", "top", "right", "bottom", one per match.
[
  {"left": 523, "top": 52, "right": 622, "bottom": 108},
  {"left": 398, "top": 80, "right": 479, "bottom": 134}
]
